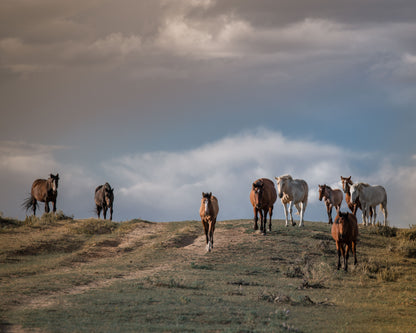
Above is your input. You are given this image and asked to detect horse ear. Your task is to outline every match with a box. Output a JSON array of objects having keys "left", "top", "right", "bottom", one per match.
[
  {"left": 209, "top": 192, "right": 212, "bottom": 197},
  {"left": 202, "top": 192, "right": 205, "bottom": 197}
]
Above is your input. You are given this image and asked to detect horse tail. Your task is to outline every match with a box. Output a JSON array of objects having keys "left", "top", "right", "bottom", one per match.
[{"left": 22, "top": 194, "right": 38, "bottom": 212}]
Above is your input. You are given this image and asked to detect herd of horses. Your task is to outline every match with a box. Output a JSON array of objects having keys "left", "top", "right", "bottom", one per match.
[
  {"left": 23, "top": 173, "right": 388, "bottom": 271},
  {"left": 201, "top": 174, "right": 387, "bottom": 271}
]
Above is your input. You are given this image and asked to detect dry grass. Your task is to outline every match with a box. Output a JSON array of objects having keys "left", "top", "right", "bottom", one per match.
[{"left": 0, "top": 217, "right": 415, "bottom": 332}]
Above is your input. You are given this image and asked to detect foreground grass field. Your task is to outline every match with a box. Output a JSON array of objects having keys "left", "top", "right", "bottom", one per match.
[{"left": 1, "top": 213, "right": 416, "bottom": 332}]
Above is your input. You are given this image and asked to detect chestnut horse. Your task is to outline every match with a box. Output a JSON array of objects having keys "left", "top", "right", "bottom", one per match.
[
  {"left": 250, "top": 178, "right": 277, "bottom": 235},
  {"left": 95, "top": 183, "right": 114, "bottom": 220},
  {"left": 23, "top": 174, "right": 59, "bottom": 216},
  {"left": 199, "top": 192, "right": 219, "bottom": 252},
  {"left": 275, "top": 175, "right": 308, "bottom": 227},
  {"left": 340, "top": 176, "right": 372, "bottom": 219},
  {"left": 318, "top": 184, "right": 343, "bottom": 224},
  {"left": 331, "top": 212, "right": 358, "bottom": 271}
]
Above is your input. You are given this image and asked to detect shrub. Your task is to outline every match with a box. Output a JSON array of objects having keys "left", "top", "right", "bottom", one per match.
[{"left": 70, "top": 219, "right": 118, "bottom": 235}]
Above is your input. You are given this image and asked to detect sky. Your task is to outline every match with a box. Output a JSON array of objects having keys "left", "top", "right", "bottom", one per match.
[{"left": 1, "top": 0, "right": 415, "bottom": 227}]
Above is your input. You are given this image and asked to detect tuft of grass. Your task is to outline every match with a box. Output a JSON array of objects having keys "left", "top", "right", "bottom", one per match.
[{"left": 70, "top": 219, "right": 118, "bottom": 235}]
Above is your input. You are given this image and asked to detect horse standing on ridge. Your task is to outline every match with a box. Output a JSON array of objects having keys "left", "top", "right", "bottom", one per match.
[
  {"left": 340, "top": 176, "right": 373, "bottom": 219},
  {"left": 318, "top": 184, "right": 343, "bottom": 224},
  {"left": 95, "top": 183, "right": 114, "bottom": 220},
  {"left": 274, "top": 175, "right": 308, "bottom": 227},
  {"left": 331, "top": 212, "right": 358, "bottom": 271},
  {"left": 250, "top": 178, "right": 277, "bottom": 235},
  {"left": 23, "top": 174, "right": 59, "bottom": 216},
  {"left": 199, "top": 192, "right": 219, "bottom": 252},
  {"left": 350, "top": 183, "right": 387, "bottom": 226}
]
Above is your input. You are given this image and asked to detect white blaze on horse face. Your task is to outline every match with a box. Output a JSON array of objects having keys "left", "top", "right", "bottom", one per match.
[
  {"left": 52, "top": 180, "right": 57, "bottom": 192},
  {"left": 204, "top": 199, "right": 209, "bottom": 215},
  {"left": 276, "top": 178, "right": 283, "bottom": 198}
]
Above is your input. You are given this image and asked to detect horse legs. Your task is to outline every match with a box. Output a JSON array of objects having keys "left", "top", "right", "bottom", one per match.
[
  {"left": 289, "top": 202, "right": 295, "bottom": 226},
  {"left": 336, "top": 242, "right": 341, "bottom": 270},
  {"left": 32, "top": 198, "right": 37, "bottom": 216},
  {"left": 45, "top": 201, "right": 50, "bottom": 213},
  {"left": 268, "top": 206, "right": 273, "bottom": 232},
  {"left": 352, "top": 241, "right": 358, "bottom": 266},
  {"left": 208, "top": 220, "right": 216, "bottom": 251},
  {"left": 299, "top": 202, "right": 305, "bottom": 227},
  {"left": 344, "top": 243, "right": 350, "bottom": 271},
  {"left": 253, "top": 207, "right": 259, "bottom": 230},
  {"left": 109, "top": 205, "right": 113, "bottom": 221},
  {"left": 326, "top": 203, "right": 333, "bottom": 224},
  {"left": 52, "top": 200, "right": 57, "bottom": 213},
  {"left": 282, "top": 203, "right": 289, "bottom": 227},
  {"left": 372, "top": 206, "right": 377, "bottom": 226},
  {"left": 382, "top": 204, "right": 388, "bottom": 226},
  {"left": 103, "top": 206, "right": 108, "bottom": 220},
  {"left": 96, "top": 205, "right": 102, "bottom": 219},
  {"left": 259, "top": 210, "right": 265, "bottom": 235}
]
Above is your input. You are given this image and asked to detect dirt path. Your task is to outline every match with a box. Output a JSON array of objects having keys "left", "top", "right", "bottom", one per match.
[{"left": 21, "top": 222, "right": 250, "bottom": 312}]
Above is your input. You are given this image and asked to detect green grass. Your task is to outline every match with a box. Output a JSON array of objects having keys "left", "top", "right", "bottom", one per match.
[{"left": 0, "top": 218, "right": 416, "bottom": 332}]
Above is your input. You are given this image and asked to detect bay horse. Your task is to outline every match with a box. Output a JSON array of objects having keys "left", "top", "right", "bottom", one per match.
[
  {"left": 350, "top": 183, "right": 388, "bottom": 226},
  {"left": 274, "top": 175, "right": 308, "bottom": 227},
  {"left": 95, "top": 183, "right": 114, "bottom": 220},
  {"left": 318, "top": 184, "right": 343, "bottom": 224},
  {"left": 340, "top": 176, "right": 373, "bottom": 219},
  {"left": 331, "top": 211, "right": 358, "bottom": 271},
  {"left": 23, "top": 174, "right": 59, "bottom": 216},
  {"left": 199, "top": 192, "right": 219, "bottom": 252},
  {"left": 250, "top": 178, "right": 277, "bottom": 235}
]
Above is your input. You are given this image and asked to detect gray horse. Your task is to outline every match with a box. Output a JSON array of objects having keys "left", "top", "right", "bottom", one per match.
[{"left": 94, "top": 183, "right": 114, "bottom": 220}]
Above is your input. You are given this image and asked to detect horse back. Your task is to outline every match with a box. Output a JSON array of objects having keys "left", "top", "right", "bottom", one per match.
[
  {"left": 261, "top": 178, "right": 277, "bottom": 206},
  {"left": 31, "top": 179, "right": 48, "bottom": 201},
  {"left": 333, "top": 189, "right": 343, "bottom": 205},
  {"left": 362, "top": 185, "right": 387, "bottom": 205}
]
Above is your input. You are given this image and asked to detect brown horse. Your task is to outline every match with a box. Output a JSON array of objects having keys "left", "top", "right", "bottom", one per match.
[
  {"left": 23, "top": 174, "right": 59, "bottom": 215},
  {"left": 250, "top": 178, "right": 277, "bottom": 235},
  {"left": 95, "top": 183, "right": 114, "bottom": 220},
  {"left": 331, "top": 211, "right": 358, "bottom": 271},
  {"left": 318, "top": 184, "right": 343, "bottom": 224},
  {"left": 199, "top": 192, "right": 219, "bottom": 252},
  {"left": 340, "top": 176, "right": 372, "bottom": 219}
]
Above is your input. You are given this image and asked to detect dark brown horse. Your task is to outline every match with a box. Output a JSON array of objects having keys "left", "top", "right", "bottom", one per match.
[
  {"left": 95, "top": 183, "right": 114, "bottom": 220},
  {"left": 23, "top": 174, "right": 59, "bottom": 215},
  {"left": 340, "top": 176, "right": 372, "bottom": 218},
  {"left": 318, "top": 184, "right": 343, "bottom": 224},
  {"left": 331, "top": 211, "right": 358, "bottom": 271},
  {"left": 250, "top": 178, "right": 277, "bottom": 235},
  {"left": 199, "top": 192, "right": 219, "bottom": 252}
]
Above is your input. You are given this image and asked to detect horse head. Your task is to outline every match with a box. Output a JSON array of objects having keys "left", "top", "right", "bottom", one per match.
[
  {"left": 318, "top": 184, "right": 325, "bottom": 201},
  {"left": 202, "top": 192, "right": 212, "bottom": 214},
  {"left": 103, "top": 183, "right": 114, "bottom": 206},
  {"left": 275, "top": 175, "right": 291, "bottom": 199},
  {"left": 349, "top": 183, "right": 361, "bottom": 204},
  {"left": 334, "top": 212, "right": 349, "bottom": 240},
  {"left": 252, "top": 180, "right": 264, "bottom": 209},
  {"left": 340, "top": 176, "right": 352, "bottom": 194},
  {"left": 48, "top": 173, "right": 59, "bottom": 192}
]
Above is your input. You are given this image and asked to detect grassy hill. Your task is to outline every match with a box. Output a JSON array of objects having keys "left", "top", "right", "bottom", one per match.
[{"left": 1, "top": 213, "right": 416, "bottom": 332}]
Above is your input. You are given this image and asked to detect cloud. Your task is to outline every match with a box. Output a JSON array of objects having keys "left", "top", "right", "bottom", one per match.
[{"left": 99, "top": 129, "right": 363, "bottom": 221}]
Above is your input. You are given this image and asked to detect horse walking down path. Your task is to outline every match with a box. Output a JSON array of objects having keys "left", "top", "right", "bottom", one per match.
[
  {"left": 199, "top": 192, "right": 219, "bottom": 252},
  {"left": 318, "top": 184, "right": 343, "bottom": 224},
  {"left": 331, "top": 212, "right": 358, "bottom": 271},
  {"left": 275, "top": 175, "right": 308, "bottom": 227},
  {"left": 23, "top": 174, "right": 59, "bottom": 216}
]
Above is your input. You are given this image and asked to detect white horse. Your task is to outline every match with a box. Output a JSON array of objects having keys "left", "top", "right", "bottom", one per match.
[
  {"left": 350, "top": 183, "right": 388, "bottom": 226},
  {"left": 275, "top": 175, "right": 308, "bottom": 227}
]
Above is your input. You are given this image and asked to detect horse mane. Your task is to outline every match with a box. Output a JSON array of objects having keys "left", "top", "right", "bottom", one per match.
[
  {"left": 95, "top": 185, "right": 103, "bottom": 193},
  {"left": 280, "top": 174, "right": 293, "bottom": 181}
]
